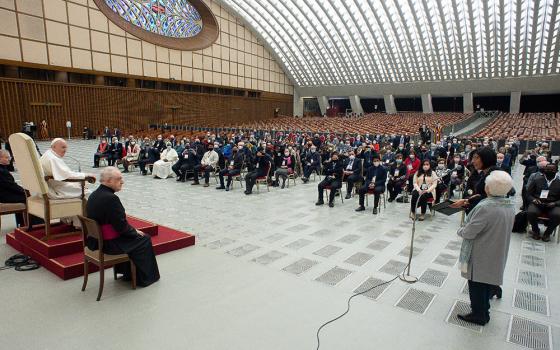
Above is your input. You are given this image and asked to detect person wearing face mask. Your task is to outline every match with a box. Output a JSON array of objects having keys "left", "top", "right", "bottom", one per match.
[
  {"left": 526, "top": 164, "right": 560, "bottom": 242},
  {"left": 435, "top": 158, "right": 451, "bottom": 202},
  {"left": 122, "top": 139, "right": 140, "bottom": 173},
  {"left": 273, "top": 149, "right": 296, "bottom": 189},
  {"left": 153, "top": 135, "right": 165, "bottom": 154},
  {"left": 382, "top": 147, "right": 395, "bottom": 165},
  {"left": 302, "top": 146, "right": 321, "bottom": 183},
  {"left": 244, "top": 148, "right": 272, "bottom": 195},
  {"left": 316, "top": 152, "right": 344, "bottom": 207},
  {"left": 108, "top": 137, "right": 123, "bottom": 166},
  {"left": 355, "top": 155, "right": 387, "bottom": 214},
  {"left": 342, "top": 150, "right": 363, "bottom": 199},
  {"left": 495, "top": 152, "right": 511, "bottom": 174},
  {"left": 404, "top": 151, "right": 421, "bottom": 192},
  {"left": 193, "top": 144, "right": 219, "bottom": 187},
  {"left": 387, "top": 154, "right": 408, "bottom": 202},
  {"left": 152, "top": 142, "right": 178, "bottom": 179},
  {"left": 93, "top": 138, "right": 109, "bottom": 168},
  {"left": 138, "top": 139, "right": 158, "bottom": 175},
  {"left": 410, "top": 160, "right": 439, "bottom": 221},
  {"left": 217, "top": 145, "right": 244, "bottom": 191},
  {"left": 448, "top": 155, "right": 465, "bottom": 198},
  {"left": 172, "top": 143, "right": 196, "bottom": 182}
]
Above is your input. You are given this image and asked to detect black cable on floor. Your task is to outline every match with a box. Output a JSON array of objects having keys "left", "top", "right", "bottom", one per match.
[{"left": 314, "top": 263, "right": 410, "bottom": 350}]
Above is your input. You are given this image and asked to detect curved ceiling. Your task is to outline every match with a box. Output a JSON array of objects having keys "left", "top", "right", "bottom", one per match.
[{"left": 220, "top": 0, "right": 560, "bottom": 88}]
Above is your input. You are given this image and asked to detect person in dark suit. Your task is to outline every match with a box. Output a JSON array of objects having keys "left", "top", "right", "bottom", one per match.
[
  {"left": 316, "top": 152, "right": 344, "bottom": 207},
  {"left": 244, "top": 148, "right": 271, "bottom": 195},
  {"left": 342, "top": 150, "right": 362, "bottom": 199},
  {"left": 496, "top": 152, "right": 512, "bottom": 174},
  {"left": 0, "top": 149, "right": 26, "bottom": 226},
  {"left": 153, "top": 135, "right": 166, "bottom": 154},
  {"left": 217, "top": 144, "right": 245, "bottom": 191},
  {"left": 302, "top": 145, "right": 321, "bottom": 183},
  {"left": 103, "top": 126, "right": 111, "bottom": 139},
  {"left": 172, "top": 144, "right": 198, "bottom": 182},
  {"left": 387, "top": 153, "right": 408, "bottom": 202},
  {"left": 138, "top": 140, "right": 158, "bottom": 175},
  {"left": 526, "top": 164, "right": 560, "bottom": 242},
  {"left": 108, "top": 137, "right": 123, "bottom": 166},
  {"left": 86, "top": 167, "right": 160, "bottom": 287},
  {"left": 355, "top": 154, "right": 387, "bottom": 214}
]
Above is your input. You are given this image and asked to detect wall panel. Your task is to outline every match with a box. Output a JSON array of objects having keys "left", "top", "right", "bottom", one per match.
[{"left": 0, "top": 78, "right": 292, "bottom": 138}]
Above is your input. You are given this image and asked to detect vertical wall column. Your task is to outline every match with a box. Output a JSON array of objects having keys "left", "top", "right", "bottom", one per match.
[
  {"left": 421, "top": 93, "right": 433, "bottom": 113},
  {"left": 463, "top": 92, "right": 474, "bottom": 114},
  {"left": 383, "top": 94, "right": 396, "bottom": 114},
  {"left": 317, "top": 96, "right": 329, "bottom": 115},
  {"left": 510, "top": 91, "right": 521, "bottom": 113},
  {"left": 349, "top": 95, "right": 364, "bottom": 114},
  {"left": 293, "top": 90, "right": 303, "bottom": 117}
]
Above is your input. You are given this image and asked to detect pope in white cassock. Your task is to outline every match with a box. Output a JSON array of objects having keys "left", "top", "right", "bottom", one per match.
[
  {"left": 40, "top": 138, "right": 93, "bottom": 199},
  {"left": 152, "top": 142, "right": 178, "bottom": 179}
]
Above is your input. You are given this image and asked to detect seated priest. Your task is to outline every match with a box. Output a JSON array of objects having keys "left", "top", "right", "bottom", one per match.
[
  {"left": 93, "top": 138, "right": 109, "bottom": 168},
  {"left": 40, "top": 138, "right": 95, "bottom": 199},
  {"left": 152, "top": 142, "right": 178, "bottom": 179},
  {"left": 217, "top": 144, "right": 245, "bottom": 191},
  {"left": 244, "top": 147, "right": 272, "bottom": 195},
  {"left": 316, "top": 152, "right": 344, "bottom": 207},
  {"left": 387, "top": 153, "right": 408, "bottom": 202},
  {"left": 342, "top": 150, "right": 363, "bottom": 199},
  {"left": 122, "top": 139, "right": 140, "bottom": 173},
  {"left": 194, "top": 144, "right": 219, "bottom": 187},
  {"left": 172, "top": 143, "right": 198, "bottom": 182},
  {"left": 108, "top": 137, "right": 123, "bottom": 166},
  {"left": 355, "top": 154, "right": 387, "bottom": 214},
  {"left": 302, "top": 145, "right": 320, "bottom": 183},
  {"left": 0, "top": 149, "right": 26, "bottom": 226},
  {"left": 86, "top": 167, "right": 160, "bottom": 287},
  {"left": 526, "top": 163, "right": 560, "bottom": 242}
]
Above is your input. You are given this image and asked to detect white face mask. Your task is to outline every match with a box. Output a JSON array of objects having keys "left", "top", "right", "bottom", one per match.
[
  {"left": 349, "top": 155, "right": 355, "bottom": 160},
  {"left": 437, "top": 164, "right": 445, "bottom": 169},
  {"left": 423, "top": 166, "right": 430, "bottom": 171},
  {"left": 373, "top": 161, "right": 380, "bottom": 167}
]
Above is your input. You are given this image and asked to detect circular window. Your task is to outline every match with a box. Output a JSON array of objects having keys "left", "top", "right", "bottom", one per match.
[{"left": 93, "top": 0, "right": 219, "bottom": 50}]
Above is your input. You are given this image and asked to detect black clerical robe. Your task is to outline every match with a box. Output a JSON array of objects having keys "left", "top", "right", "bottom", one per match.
[{"left": 86, "top": 184, "right": 160, "bottom": 287}]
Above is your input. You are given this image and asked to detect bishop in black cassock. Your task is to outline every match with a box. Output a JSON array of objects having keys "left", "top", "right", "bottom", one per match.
[{"left": 86, "top": 168, "right": 160, "bottom": 287}]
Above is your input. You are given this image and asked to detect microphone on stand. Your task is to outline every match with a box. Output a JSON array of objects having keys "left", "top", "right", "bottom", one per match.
[
  {"left": 399, "top": 188, "right": 425, "bottom": 283},
  {"left": 66, "top": 155, "right": 82, "bottom": 173}
]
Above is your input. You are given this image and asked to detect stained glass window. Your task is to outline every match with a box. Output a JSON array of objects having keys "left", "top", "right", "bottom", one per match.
[{"left": 104, "top": 0, "right": 203, "bottom": 38}]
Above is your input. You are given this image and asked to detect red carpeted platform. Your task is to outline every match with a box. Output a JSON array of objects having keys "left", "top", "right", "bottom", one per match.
[{"left": 5, "top": 216, "right": 195, "bottom": 280}]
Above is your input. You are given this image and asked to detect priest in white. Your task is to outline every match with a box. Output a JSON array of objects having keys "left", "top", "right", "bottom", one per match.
[
  {"left": 152, "top": 142, "right": 178, "bottom": 179},
  {"left": 40, "top": 138, "right": 95, "bottom": 199}
]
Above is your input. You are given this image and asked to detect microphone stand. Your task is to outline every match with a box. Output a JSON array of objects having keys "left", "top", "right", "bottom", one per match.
[
  {"left": 399, "top": 190, "right": 423, "bottom": 283},
  {"left": 67, "top": 155, "right": 82, "bottom": 173}
]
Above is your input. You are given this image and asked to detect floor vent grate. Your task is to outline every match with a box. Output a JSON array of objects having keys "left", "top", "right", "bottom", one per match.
[
  {"left": 517, "top": 270, "right": 547, "bottom": 288},
  {"left": 379, "top": 260, "right": 407, "bottom": 275},
  {"left": 507, "top": 316, "right": 551, "bottom": 350},
  {"left": 227, "top": 244, "right": 260, "bottom": 257},
  {"left": 446, "top": 300, "right": 483, "bottom": 333},
  {"left": 344, "top": 252, "right": 374, "bottom": 266},
  {"left": 252, "top": 250, "right": 287, "bottom": 265},
  {"left": 282, "top": 258, "right": 318, "bottom": 275},
  {"left": 353, "top": 277, "right": 392, "bottom": 300},
  {"left": 513, "top": 289, "right": 549, "bottom": 315},
  {"left": 315, "top": 267, "right": 353, "bottom": 286},
  {"left": 419, "top": 268, "right": 448, "bottom": 287},
  {"left": 395, "top": 288, "right": 436, "bottom": 314}
]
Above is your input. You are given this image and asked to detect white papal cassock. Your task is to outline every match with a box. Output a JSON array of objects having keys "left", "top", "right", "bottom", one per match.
[
  {"left": 40, "top": 149, "right": 87, "bottom": 199},
  {"left": 152, "top": 148, "right": 178, "bottom": 179}
]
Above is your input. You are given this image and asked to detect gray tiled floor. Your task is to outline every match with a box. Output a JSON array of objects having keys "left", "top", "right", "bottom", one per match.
[{"left": 0, "top": 139, "right": 559, "bottom": 350}]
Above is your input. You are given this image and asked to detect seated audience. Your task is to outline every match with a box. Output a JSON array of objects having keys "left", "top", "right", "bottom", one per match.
[
  {"left": 244, "top": 148, "right": 272, "bottom": 195},
  {"left": 387, "top": 153, "right": 408, "bottom": 202},
  {"left": 434, "top": 158, "right": 451, "bottom": 202},
  {"left": 274, "top": 149, "right": 296, "bottom": 189},
  {"left": 86, "top": 167, "right": 160, "bottom": 287},
  {"left": 122, "top": 139, "right": 140, "bottom": 173},
  {"left": 404, "top": 151, "right": 420, "bottom": 192},
  {"left": 316, "top": 152, "right": 343, "bottom": 207},
  {"left": 108, "top": 137, "right": 123, "bottom": 166},
  {"left": 526, "top": 163, "right": 560, "bottom": 242},
  {"left": 343, "top": 150, "right": 363, "bottom": 199},
  {"left": 152, "top": 142, "right": 178, "bottom": 179},
  {"left": 194, "top": 144, "right": 219, "bottom": 187},
  {"left": 173, "top": 144, "right": 198, "bottom": 182},
  {"left": 93, "top": 138, "right": 109, "bottom": 168},
  {"left": 410, "top": 160, "right": 438, "bottom": 221},
  {"left": 302, "top": 145, "right": 321, "bottom": 183},
  {"left": 138, "top": 139, "right": 158, "bottom": 176},
  {"left": 217, "top": 144, "right": 245, "bottom": 191},
  {"left": 496, "top": 152, "right": 511, "bottom": 174},
  {"left": 355, "top": 155, "right": 387, "bottom": 214}
]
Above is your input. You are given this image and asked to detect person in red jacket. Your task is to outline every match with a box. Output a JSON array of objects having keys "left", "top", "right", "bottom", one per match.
[{"left": 404, "top": 151, "right": 420, "bottom": 192}]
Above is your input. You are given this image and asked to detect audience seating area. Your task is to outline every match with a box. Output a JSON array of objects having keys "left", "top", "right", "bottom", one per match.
[
  {"left": 472, "top": 112, "right": 560, "bottom": 141},
  {"left": 215, "top": 113, "right": 468, "bottom": 135}
]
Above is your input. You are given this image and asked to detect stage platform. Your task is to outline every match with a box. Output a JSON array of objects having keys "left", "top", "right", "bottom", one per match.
[{"left": 5, "top": 216, "right": 195, "bottom": 280}]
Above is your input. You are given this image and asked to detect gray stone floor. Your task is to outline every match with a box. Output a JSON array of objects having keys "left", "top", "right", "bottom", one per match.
[{"left": 0, "top": 139, "right": 558, "bottom": 350}]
